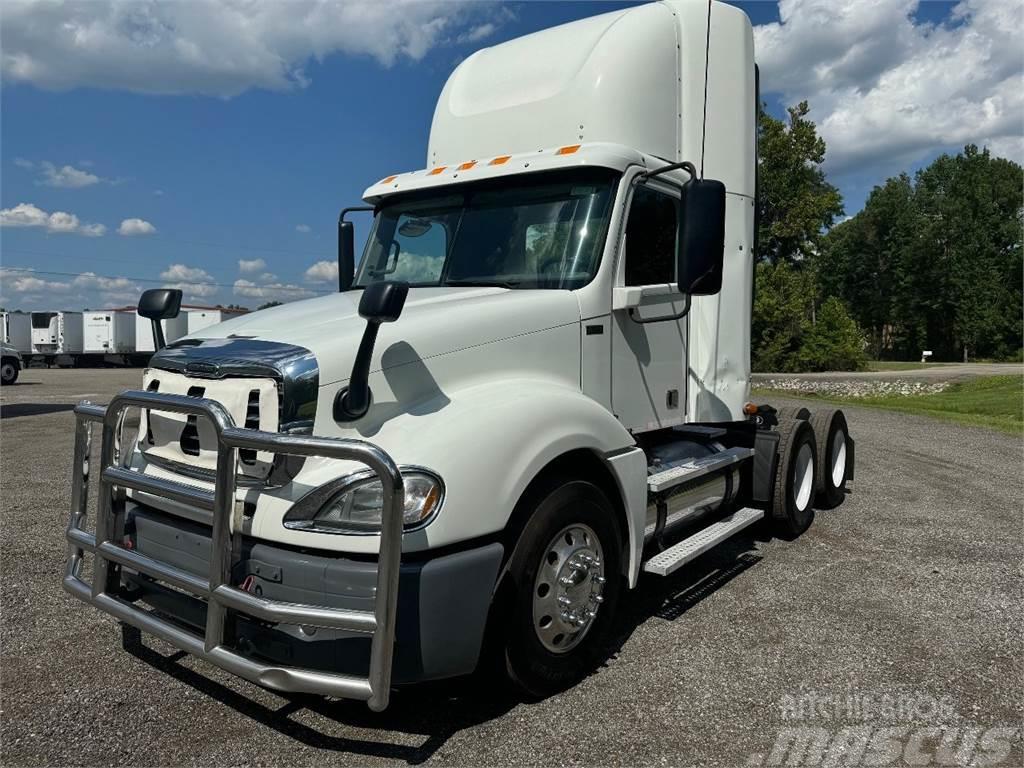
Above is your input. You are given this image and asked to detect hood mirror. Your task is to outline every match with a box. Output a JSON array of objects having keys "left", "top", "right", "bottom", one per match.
[
  {"left": 138, "top": 288, "right": 183, "bottom": 351},
  {"left": 334, "top": 280, "right": 410, "bottom": 422}
]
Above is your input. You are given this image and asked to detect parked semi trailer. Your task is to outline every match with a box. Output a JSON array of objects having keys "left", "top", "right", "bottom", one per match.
[
  {"left": 63, "top": 0, "right": 853, "bottom": 712},
  {"left": 30, "top": 311, "right": 83, "bottom": 364},
  {"left": 2, "top": 311, "right": 32, "bottom": 353}
]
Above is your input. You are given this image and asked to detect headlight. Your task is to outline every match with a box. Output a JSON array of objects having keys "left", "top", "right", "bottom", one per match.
[{"left": 284, "top": 469, "right": 444, "bottom": 535}]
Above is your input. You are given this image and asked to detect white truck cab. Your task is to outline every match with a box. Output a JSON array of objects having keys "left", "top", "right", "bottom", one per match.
[{"left": 63, "top": 0, "right": 853, "bottom": 711}]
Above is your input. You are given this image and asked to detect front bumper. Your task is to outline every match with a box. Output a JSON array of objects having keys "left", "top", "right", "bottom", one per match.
[
  {"left": 122, "top": 506, "right": 502, "bottom": 685},
  {"left": 65, "top": 390, "right": 413, "bottom": 710}
]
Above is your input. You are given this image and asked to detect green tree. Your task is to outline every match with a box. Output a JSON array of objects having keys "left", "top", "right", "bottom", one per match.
[
  {"left": 795, "top": 297, "right": 867, "bottom": 372},
  {"left": 757, "top": 100, "right": 844, "bottom": 264},
  {"left": 257, "top": 301, "right": 284, "bottom": 310}
]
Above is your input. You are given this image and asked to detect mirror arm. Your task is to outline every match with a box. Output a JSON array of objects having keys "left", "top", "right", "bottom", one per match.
[
  {"left": 151, "top": 320, "right": 166, "bottom": 351},
  {"left": 628, "top": 294, "right": 691, "bottom": 324}
]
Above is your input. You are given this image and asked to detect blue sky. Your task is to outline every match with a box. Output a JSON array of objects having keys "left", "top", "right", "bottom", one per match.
[{"left": 2, "top": 0, "right": 1019, "bottom": 311}]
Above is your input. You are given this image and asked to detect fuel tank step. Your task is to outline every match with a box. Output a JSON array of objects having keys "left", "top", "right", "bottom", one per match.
[
  {"left": 642, "top": 507, "right": 763, "bottom": 576},
  {"left": 647, "top": 446, "right": 755, "bottom": 494}
]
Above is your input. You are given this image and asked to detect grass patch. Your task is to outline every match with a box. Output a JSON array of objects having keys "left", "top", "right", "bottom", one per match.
[{"left": 754, "top": 375, "right": 1024, "bottom": 434}]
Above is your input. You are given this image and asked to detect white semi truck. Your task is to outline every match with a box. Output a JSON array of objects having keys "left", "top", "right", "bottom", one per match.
[{"left": 64, "top": 0, "right": 852, "bottom": 712}]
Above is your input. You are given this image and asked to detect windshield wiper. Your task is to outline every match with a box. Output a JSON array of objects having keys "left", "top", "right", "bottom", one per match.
[{"left": 444, "top": 279, "right": 521, "bottom": 289}]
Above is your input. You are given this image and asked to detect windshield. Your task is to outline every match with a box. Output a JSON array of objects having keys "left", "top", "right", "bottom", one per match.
[{"left": 356, "top": 169, "right": 619, "bottom": 290}]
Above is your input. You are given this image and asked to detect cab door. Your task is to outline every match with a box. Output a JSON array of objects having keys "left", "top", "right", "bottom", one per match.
[{"left": 610, "top": 182, "right": 687, "bottom": 433}]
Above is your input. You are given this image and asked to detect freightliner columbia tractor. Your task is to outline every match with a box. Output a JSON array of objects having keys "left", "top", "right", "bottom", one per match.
[{"left": 64, "top": 0, "right": 853, "bottom": 711}]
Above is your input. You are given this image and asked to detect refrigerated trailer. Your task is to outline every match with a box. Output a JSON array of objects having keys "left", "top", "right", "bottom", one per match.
[
  {"left": 30, "top": 311, "right": 83, "bottom": 363},
  {"left": 64, "top": 0, "right": 853, "bottom": 712}
]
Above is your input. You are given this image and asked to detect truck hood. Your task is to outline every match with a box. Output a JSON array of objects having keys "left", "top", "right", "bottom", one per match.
[{"left": 189, "top": 287, "right": 582, "bottom": 386}]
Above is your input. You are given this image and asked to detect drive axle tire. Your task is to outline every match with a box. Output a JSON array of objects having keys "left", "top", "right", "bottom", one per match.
[
  {"left": 774, "top": 405, "right": 810, "bottom": 423},
  {"left": 809, "top": 408, "right": 851, "bottom": 509},
  {"left": 499, "top": 478, "right": 622, "bottom": 699},
  {"left": 770, "top": 418, "right": 817, "bottom": 539}
]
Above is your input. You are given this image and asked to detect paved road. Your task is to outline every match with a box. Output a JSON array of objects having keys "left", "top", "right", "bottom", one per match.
[
  {"left": 753, "top": 362, "right": 1022, "bottom": 382},
  {"left": 2, "top": 369, "right": 1021, "bottom": 767}
]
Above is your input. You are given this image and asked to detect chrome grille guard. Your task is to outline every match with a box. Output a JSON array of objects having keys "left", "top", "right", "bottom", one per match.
[{"left": 63, "top": 390, "right": 405, "bottom": 712}]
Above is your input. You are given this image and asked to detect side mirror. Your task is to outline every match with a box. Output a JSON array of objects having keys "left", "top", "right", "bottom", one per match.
[
  {"left": 138, "top": 288, "right": 182, "bottom": 351},
  {"left": 677, "top": 178, "right": 726, "bottom": 295},
  {"left": 338, "top": 220, "right": 355, "bottom": 292},
  {"left": 335, "top": 280, "right": 409, "bottom": 421}
]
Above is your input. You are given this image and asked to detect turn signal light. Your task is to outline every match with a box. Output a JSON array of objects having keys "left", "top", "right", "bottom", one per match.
[
  {"left": 743, "top": 402, "right": 759, "bottom": 416},
  {"left": 489, "top": 155, "right": 511, "bottom": 165},
  {"left": 427, "top": 166, "right": 447, "bottom": 176},
  {"left": 457, "top": 161, "right": 477, "bottom": 171},
  {"left": 556, "top": 144, "right": 581, "bottom": 155},
  {"left": 380, "top": 175, "right": 397, "bottom": 184}
]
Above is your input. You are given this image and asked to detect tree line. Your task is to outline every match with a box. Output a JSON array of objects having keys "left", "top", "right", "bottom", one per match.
[{"left": 753, "top": 102, "right": 1023, "bottom": 371}]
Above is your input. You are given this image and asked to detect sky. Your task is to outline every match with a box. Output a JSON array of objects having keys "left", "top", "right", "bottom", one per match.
[{"left": 1, "top": 0, "right": 1021, "bottom": 311}]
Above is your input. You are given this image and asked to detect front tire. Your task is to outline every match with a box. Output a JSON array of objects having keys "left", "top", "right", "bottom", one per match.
[
  {"left": 500, "top": 478, "right": 622, "bottom": 698},
  {"left": 1, "top": 360, "right": 18, "bottom": 385}
]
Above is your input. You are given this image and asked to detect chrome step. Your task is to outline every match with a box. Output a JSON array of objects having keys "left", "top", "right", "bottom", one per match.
[
  {"left": 647, "top": 446, "right": 755, "bottom": 494},
  {"left": 642, "top": 508, "right": 763, "bottom": 576}
]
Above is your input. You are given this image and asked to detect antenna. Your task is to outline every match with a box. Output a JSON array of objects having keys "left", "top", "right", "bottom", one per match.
[{"left": 699, "top": 0, "right": 713, "bottom": 179}]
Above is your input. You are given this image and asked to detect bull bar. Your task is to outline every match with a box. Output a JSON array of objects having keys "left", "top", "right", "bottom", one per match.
[{"left": 63, "top": 390, "right": 405, "bottom": 711}]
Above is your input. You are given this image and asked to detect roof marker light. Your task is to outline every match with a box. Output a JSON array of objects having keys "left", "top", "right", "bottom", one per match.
[
  {"left": 489, "top": 155, "right": 511, "bottom": 165},
  {"left": 427, "top": 166, "right": 447, "bottom": 176},
  {"left": 457, "top": 161, "right": 477, "bottom": 171},
  {"left": 380, "top": 175, "right": 397, "bottom": 184},
  {"left": 556, "top": 144, "right": 581, "bottom": 155}
]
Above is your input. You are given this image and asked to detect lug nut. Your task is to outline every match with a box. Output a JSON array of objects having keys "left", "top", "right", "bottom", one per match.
[
  {"left": 593, "top": 594, "right": 604, "bottom": 604},
  {"left": 558, "top": 595, "right": 571, "bottom": 606},
  {"left": 593, "top": 575, "right": 606, "bottom": 585}
]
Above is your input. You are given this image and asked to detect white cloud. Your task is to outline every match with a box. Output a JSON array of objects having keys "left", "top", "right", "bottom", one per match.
[
  {"left": 71, "top": 272, "right": 141, "bottom": 303},
  {"left": 755, "top": 0, "right": 1024, "bottom": 173},
  {"left": 233, "top": 278, "right": 315, "bottom": 301},
  {"left": 304, "top": 259, "right": 338, "bottom": 283},
  {"left": 0, "top": 202, "right": 105, "bottom": 236},
  {"left": 160, "top": 263, "right": 217, "bottom": 297},
  {"left": 457, "top": 23, "right": 497, "bottom": 44},
  {"left": 0, "top": 268, "right": 72, "bottom": 293},
  {"left": 237, "top": 258, "right": 266, "bottom": 274},
  {"left": 295, "top": 223, "right": 311, "bottom": 233},
  {"left": 118, "top": 217, "right": 156, "bottom": 236},
  {"left": 0, "top": 1, "right": 505, "bottom": 98},
  {"left": 38, "top": 161, "right": 100, "bottom": 188},
  {"left": 13, "top": 157, "right": 34, "bottom": 169}
]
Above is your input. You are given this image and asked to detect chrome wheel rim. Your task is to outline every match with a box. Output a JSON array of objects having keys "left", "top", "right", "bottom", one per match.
[
  {"left": 830, "top": 430, "right": 847, "bottom": 487},
  {"left": 794, "top": 442, "right": 814, "bottom": 512},
  {"left": 1, "top": 363, "right": 14, "bottom": 382},
  {"left": 532, "top": 523, "right": 606, "bottom": 654}
]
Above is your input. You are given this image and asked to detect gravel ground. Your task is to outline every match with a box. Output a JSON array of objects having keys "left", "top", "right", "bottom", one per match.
[
  {"left": 2, "top": 368, "right": 1022, "bottom": 767},
  {"left": 753, "top": 362, "right": 1022, "bottom": 383}
]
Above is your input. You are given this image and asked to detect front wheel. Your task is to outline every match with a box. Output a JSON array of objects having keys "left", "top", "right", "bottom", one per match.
[
  {"left": 0, "top": 360, "right": 18, "bottom": 385},
  {"left": 499, "top": 478, "right": 622, "bottom": 698}
]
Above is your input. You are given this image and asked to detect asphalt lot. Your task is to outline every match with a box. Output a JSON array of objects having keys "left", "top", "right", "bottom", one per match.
[{"left": 2, "top": 368, "right": 1021, "bottom": 767}]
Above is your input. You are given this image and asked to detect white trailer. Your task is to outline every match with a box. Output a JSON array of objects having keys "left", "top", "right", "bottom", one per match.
[
  {"left": 30, "top": 311, "right": 83, "bottom": 359},
  {"left": 64, "top": 0, "right": 853, "bottom": 712},
  {"left": 186, "top": 308, "right": 232, "bottom": 334},
  {"left": 2, "top": 311, "right": 32, "bottom": 353},
  {"left": 134, "top": 311, "right": 188, "bottom": 354},
  {"left": 83, "top": 311, "right": 136, "bottom": 355}
]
